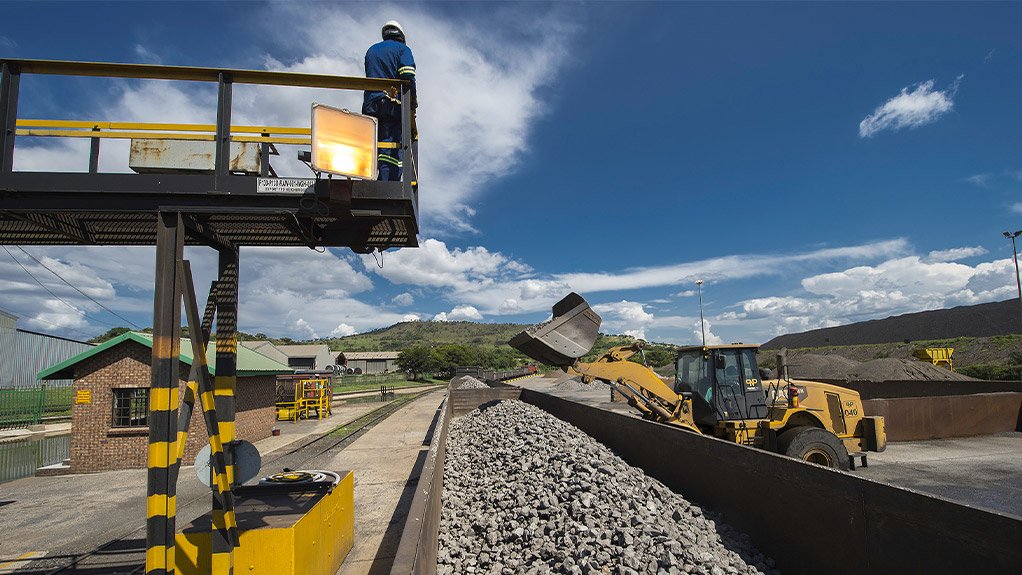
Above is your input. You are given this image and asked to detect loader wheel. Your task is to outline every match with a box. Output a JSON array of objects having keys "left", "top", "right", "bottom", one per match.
[{"left": 776, "top": 426, "right": 849, "bottom": 469}]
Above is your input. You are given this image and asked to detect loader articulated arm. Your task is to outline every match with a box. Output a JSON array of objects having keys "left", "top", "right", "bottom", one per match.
[{"left": 572, "top": 343, "right": 692, "bottom": 427}]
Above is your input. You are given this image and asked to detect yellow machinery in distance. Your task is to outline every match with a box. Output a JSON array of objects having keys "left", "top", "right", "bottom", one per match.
[
  {"left": 276, "top": 377, "right": 333, "bottom": 422},
  {"left": 913, "top": 347, "right": 954, "bottom": 371},
  {"left": 510, "top": 293, "right": 887, "bottom": 470}
]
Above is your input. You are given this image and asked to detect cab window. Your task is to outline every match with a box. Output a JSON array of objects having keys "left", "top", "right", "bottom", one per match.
[{"left": 676, "top": 351, "right": 712, "bottom": 401}]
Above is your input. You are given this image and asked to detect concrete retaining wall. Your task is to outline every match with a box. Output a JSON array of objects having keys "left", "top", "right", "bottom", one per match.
[{"left": 863, "top": 391, "right": 1022, "bottom": 441}]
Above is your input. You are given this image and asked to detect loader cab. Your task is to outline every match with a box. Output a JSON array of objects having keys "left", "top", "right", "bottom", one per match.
[{"left": 675, "top": 346, "right": 768, "bottom": 428}]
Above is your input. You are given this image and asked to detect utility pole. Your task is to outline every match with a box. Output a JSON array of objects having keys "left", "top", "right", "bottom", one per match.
[
  {"left": 695, "top": 279, "right": 707, "bottom": 347},
  {"left": 1004, "top": 230, "right": 1022, "bottom": 333}
]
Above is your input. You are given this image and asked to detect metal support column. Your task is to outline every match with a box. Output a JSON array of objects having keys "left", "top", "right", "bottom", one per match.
[
  {"left": 211, "top": 247, "right": 239, "bottom": 573},
  {"left": 146, "top": 211, "right": 184, "bottom": 575},
  {"left": 0, "top": 62, "right": 21, "bottom": 173},
  {"left": 213, "top": 73, "right": 233, "bottom": 192},
  {"left": 400, "top": 81, "right": 413, "bottom": 203}
]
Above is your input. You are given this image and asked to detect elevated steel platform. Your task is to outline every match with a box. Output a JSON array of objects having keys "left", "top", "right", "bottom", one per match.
[{"left": 0, "top": 59, "right": 419, "bottom": 252}]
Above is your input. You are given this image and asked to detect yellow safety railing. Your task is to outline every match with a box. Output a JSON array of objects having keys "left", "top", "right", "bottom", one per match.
[{"left": 14, "top": 119, "right": 399, "bottom": 148}]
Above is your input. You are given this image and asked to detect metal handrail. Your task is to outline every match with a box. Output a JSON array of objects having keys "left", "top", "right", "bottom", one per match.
[
  {"left": 0, "top": 58, "right": 407, "bottom": 91},
  {"left": 13, "top": 119, "right": 400, "bottom": 148}
]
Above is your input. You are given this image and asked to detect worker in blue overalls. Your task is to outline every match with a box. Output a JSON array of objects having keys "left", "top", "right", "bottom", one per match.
[{"left": 363, "top": 20, "right": 416, "bottom": 181}]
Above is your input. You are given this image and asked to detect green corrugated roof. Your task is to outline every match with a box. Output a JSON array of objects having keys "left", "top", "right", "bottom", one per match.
[{"left": 38, "top": 331, "right": 292, "bottom": 380}]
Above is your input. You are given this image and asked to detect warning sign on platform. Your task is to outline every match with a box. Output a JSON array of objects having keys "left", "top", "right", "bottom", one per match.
[
  {"left": 256, "top": 177, "right": 315, "bottom": 194},
  {"left": 75, "top": 390, "right": 92, "bottom": 404}
]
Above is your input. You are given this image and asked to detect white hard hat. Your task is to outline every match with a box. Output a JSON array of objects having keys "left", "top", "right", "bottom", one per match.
[{"left": 382, "top": 20, "right": 405, "bottom": 39}]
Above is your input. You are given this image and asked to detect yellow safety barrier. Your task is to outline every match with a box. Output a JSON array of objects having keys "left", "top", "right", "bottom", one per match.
[{"left": 14, "top": 119, "right": 399, "bottom": 147}]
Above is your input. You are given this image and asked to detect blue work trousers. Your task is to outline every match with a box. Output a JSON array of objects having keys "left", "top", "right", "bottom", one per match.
[{"left": 363, "top": 97, "right": 402, "bottom": 181}]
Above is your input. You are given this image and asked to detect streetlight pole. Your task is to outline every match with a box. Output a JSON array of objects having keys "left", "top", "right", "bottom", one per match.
[
  {"left": 1004, "top": 230, "right": 1022, "bottom": 334},
  {"left": 695, "top": 279, "right": 706, "bottom": 347}
]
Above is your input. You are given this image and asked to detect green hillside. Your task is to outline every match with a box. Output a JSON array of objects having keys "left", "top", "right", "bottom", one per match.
[{"left": 323, "top": 321, "right": 531, "bottom": 351}]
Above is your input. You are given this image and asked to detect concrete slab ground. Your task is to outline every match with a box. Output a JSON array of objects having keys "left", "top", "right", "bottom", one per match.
[
  {"left": 333, "top": 389, "right": 445, "bottom": 575},
  {"left": 856, "top": 432, "right": 1022, "bottom": 517},
  {"left": 518, "top": 375, "right": 1022, "bottom": 517},
  {"left": 0, "top": 394, "right": 426, "bottom": 574}
]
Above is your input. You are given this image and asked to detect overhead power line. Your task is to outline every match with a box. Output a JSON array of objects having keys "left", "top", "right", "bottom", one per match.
[
  {"left": 15, "top": 246, "right": 143, "bottom": 329},
  {"left": 2, "top": 245, "right": 123, "bottom": 330}
]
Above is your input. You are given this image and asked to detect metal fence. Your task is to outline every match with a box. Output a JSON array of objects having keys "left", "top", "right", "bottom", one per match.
[
  {"left": 0, "top": 433, "right": 70, "bottom": 483},
  {"left": 0, "top": 383, "right": 73, "bottom": 430},
  {"left": 333, "top": 372, "right": 418, "bottom": 387}
]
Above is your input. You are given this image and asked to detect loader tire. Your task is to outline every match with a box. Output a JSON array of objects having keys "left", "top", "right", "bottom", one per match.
[{"left": 777, "top": 426, "right": 849, "bottom": 469}]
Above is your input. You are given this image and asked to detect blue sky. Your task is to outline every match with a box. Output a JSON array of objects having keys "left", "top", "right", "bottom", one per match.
[{"left": 0, "top": 1, "right": 1020, "bottom": 345}]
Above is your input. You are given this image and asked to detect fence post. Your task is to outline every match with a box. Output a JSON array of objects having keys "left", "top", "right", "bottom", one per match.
[{"left": 35, "top": 384, "right": 47, "bottom": 425}]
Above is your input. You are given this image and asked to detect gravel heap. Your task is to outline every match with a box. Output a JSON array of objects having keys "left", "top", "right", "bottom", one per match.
[
  {"left": 553, "top": 376, "right": 608, "bottom": 391},
  {"left": 786, "top": 354, "right": 975, "bottom": 381},
  {"left": 451, "top": 375, "right": 491, "bottom": 390},
  {"left": 439, "top": 400, "right": 778, "bottom": 575}
]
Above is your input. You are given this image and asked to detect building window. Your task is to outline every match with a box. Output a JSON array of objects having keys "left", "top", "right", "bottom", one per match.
[
  {"left": 289, "top": 357, "right": 315, "bottom": 370},
  {"left": 112, "top": 388, "right": 149, "bottom": 427}
]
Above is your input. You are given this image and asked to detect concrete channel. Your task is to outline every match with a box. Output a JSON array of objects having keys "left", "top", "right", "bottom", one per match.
[{"left": 390, "top": 378, "right": 1022, "bottom": 575}]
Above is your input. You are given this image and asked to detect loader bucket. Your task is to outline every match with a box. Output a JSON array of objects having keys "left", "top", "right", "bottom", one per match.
[{"left": 508, "top": 292, "right": 602, "bottom": 368}]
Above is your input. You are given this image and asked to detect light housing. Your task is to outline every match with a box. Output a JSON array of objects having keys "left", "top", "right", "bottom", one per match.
[{"left": 311, "top": 103, "right": 378, "bottom": 179}]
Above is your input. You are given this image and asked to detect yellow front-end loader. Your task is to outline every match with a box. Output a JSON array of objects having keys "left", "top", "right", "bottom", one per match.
[{"left": 509, "top": 293, "right": 886, "bottom": 470}]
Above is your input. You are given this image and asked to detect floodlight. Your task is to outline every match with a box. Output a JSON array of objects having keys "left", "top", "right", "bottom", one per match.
[{"left": 311, "top": 103, "right": 378, "bottom": 179}]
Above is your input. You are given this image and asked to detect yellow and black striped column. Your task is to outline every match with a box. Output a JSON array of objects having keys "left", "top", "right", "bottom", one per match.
[
  {"left": 147, "top": 212, "right": 184, "bottom": 575},
  {"left": 171, "top": 281, "right": 218, "bottom": 479},
  {"left": 179, "top": 260, "right": 239, "bottom": 562},
  {"left": 212, "top": 248, "right": 239, "bottom": 573}
]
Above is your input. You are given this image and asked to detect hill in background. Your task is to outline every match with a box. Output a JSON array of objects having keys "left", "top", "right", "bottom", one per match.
[
  {"left": 762, "top": 299, "right": 1019, "bottom": 349},
  {"left": 323, "top": 321, "right": 531, "bottom": 351}
]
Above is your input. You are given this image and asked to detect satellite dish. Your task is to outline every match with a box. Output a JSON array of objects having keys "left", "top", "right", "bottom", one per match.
[{"left": 194, "top": 440, "right": 262, "bottom": 487}]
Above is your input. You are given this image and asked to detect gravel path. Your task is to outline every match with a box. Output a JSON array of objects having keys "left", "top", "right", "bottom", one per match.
[{"left": 439, "top": 400, "right": 779, "bottom": 575}]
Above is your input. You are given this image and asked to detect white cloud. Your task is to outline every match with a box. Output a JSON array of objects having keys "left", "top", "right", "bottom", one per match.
[
  {"left": 1012, "top": 202, "right": 1022, "bottom": 215},
  {"left": 134, "top": 44, "right": 163, "bottom": 64},
  {"left": 432, "top": 312, "right": 448, "bottom": 322},
  {"left": 674, "top": 290, "right": 697, "bottom": 297},
  {"left": 965, "top": 174, "right": 990, "bottom": 187},
  {"left": 364, "top": 238, "right": 528, "bottom": 289},
  {"left": 392, "top": 292, "right": 414, "bottom": 306},
  {"left": 250, "top": 2, "right": 576, "bottom": 233},
  {"left": 293, "top": 318, "right": 318, "bottom": 339},
  {"left": 402, "top": 313, "right": 421, "bottom": 322},
  {"left": 692, "top": 317, "right": 723, "bottom": 346},
  {"left": 859, "top": 76, "right": 963, "bottom": 138},
  {"left": 723, "top": 256, "right": 1018, "bottom": 336},
  {"left": 330, "top": 323, "right": 357, "bottom": 337},
  {"left": 925, "top": 246, "right": 987, "bottom": 263},
  {"left": 447, "top": 305, "right": 483, "bottom": 321}
]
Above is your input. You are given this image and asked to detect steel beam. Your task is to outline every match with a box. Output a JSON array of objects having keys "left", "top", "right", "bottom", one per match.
[
  {"left": 214, "top": 73, "right": 233, "bottom": 191},
  {"left": 212, "top": 247, "right": 239, "bottom": 573},
  {"left": 2, "top": 58, "right": 407, "bottom": 92},
  {"left": 182, "top": 214, "right": 235, "bottom": 253},
  {"left": 0, "top": 62, "right": 20, "bottom": 174},
  {"left": 147, "top": 211, "right": 184, "bottom": 575}
]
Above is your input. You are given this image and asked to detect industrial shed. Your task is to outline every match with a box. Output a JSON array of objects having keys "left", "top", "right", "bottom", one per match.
[
  {"left": 0, "top": 308, "right": 92, "bottom": 387},
  {"left": 337, "top": 351, "right": 401, "bottom": 374},
  {"left": 38, "top": 332, "right": 291, "bottom": 473},
  {"left": 274, "top": 344, "right": 335, "bottom": 371}
]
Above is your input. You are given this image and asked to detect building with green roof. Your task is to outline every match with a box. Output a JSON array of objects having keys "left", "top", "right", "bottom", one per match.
[{"left": 38, "top": 331, "right": 293, "bottom": 473}]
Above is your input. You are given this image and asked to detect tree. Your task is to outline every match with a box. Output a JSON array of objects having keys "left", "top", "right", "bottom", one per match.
[{"left": 398, "top": 345, "right": 437, "bottom": 380}]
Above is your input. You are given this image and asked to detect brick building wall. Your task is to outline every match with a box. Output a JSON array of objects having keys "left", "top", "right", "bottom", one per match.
[{"left": 70, "top": 340, "right": 275, "bottom": 473}]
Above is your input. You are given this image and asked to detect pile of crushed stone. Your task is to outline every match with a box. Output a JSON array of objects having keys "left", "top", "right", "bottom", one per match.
[
  {"left": 450, "top": 375, "right": 490, "bottom": 390},
  {"left": 784, "top": 354, "right": 976, "bottom": 382},
  {"left": 439, "top": 400, "right": 779, "bottom": 575}
]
